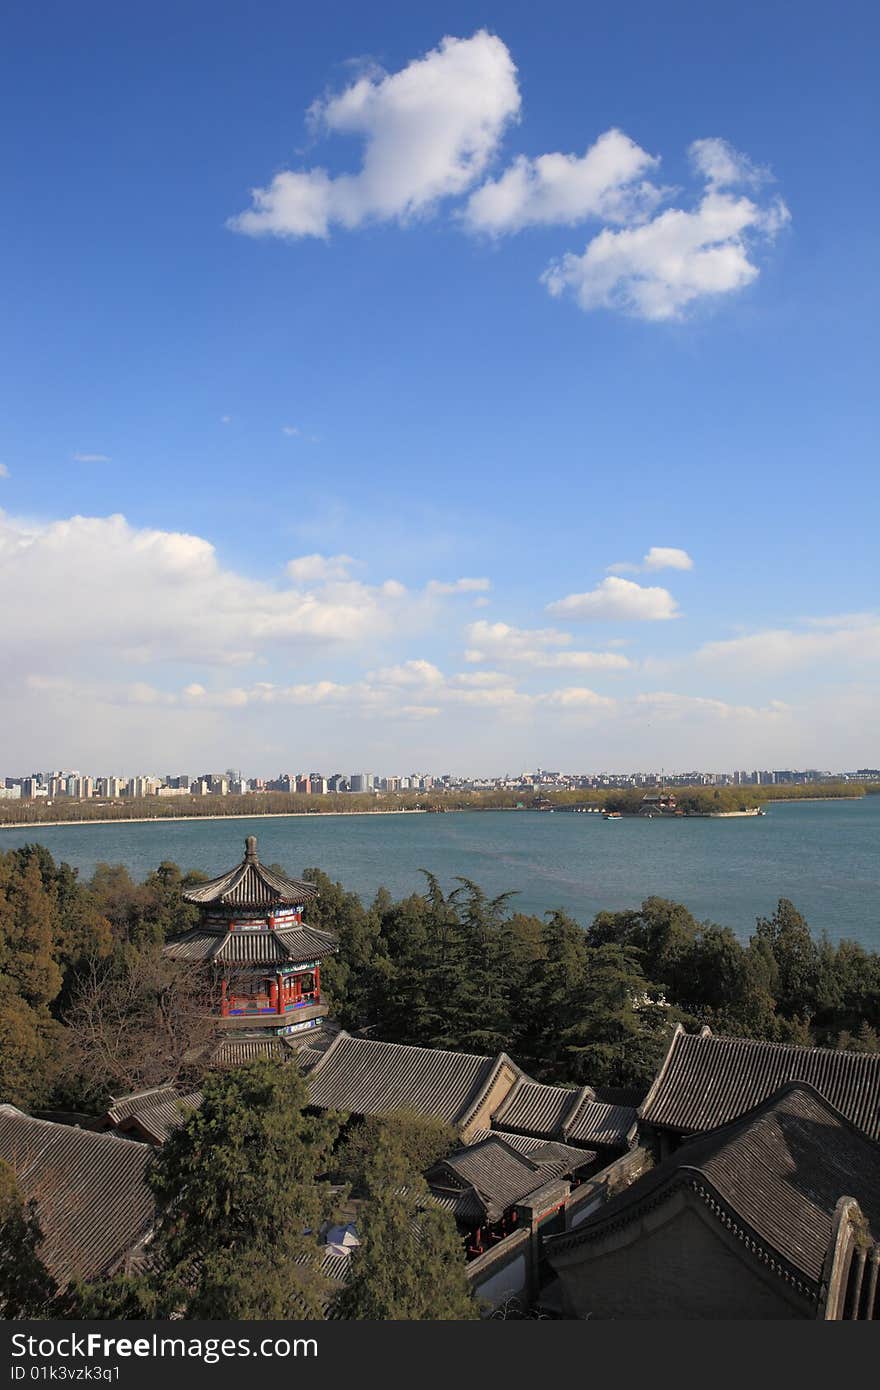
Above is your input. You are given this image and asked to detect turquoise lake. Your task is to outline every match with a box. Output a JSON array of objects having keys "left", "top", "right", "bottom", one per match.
[{"left": 1, "top": 798, "right": 878, "bottom": 947}]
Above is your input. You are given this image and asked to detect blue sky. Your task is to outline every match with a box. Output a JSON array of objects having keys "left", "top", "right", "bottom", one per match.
[{"left": 1, "top": 0, "right": 877, "bottom": 775}]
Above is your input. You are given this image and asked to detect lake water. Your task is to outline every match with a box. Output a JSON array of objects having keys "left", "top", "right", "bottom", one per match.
[{"left": 1, "top": 799, "right": 878, "bottom": 949}]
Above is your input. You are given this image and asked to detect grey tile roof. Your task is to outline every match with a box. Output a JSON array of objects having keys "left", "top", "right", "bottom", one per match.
[
  {"left": 492, "top": 1080, "right": 578, "bottom": 1136},
  {"left": 105, "top": 1088, "right": 203, "bottom": 1145},
  {"left": 182, "top": 836, "right": 320, "bottom": 908},
  {"left": 491, "top": 1077, "right": 637, "bottom": 1151},
  {"left": 305, "top": 1032, "right": 501, "bottom": 1125},
  {"left": 640, "top": 1026, "right": 880, "bottom": 1140},
  {"left": 105, "top": 1085, "right": 182, "bottom": 1125},
  {"left": 468, "top": 1128, "right": 595, "bottom": 1169},
  {"left": 564, "top": 1096, "right": 638, "bottom": 1149},
  {"left": 428, "top": 1133, "right": 594, "bottom": 1225},
  {"left": 548, "top": 1082, "right": 880, "bottom": 1299},
  {"left": 0, "top": 1106, "right": 155, "bottom": 1286},
  {"left": 164, "top": 922, "right": 336, "bottom": 965},
  {"left": 163, "top": 929, "right": 228, "bottom": 961},
  {"left": 208, "top": 1035, "right": 298, "bottom": 1067}
]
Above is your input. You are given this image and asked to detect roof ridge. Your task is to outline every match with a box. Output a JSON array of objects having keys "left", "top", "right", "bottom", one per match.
[
  {"left": 547, "top": 1165, "right": 819, "bottom": 1298},
  {"left": 456, "top": 1051, "right": 522, "bottom": 1131},
  {"left": 337, "top": 1033, "right": 493, "bottom": 1065},
  {"left": 109, "top": 1083, "right": 182, "bottom": 1103},
  {"left": 636, "top": 1021, "right": 686, "bottom": 1120},
  {"left": 305, "top": 1028, "right": 350, "bottom": 1075},
  {"left": 1, "top": 1107, "right": 153, "bottom": 1151},
  {"left": 561, "top": 1086, "right": 599, "bottom": 1138},
  {"left": 706, "top": 1031, "right": 880, "bottom": 1062}
]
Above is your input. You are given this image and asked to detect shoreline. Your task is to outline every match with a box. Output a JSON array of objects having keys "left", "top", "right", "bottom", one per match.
[
  {"left": 0, "top": 808, "right": 429, "bottom": 831},
  {"left": 0, "top": 794, "right": 867, "bottom": 834}
]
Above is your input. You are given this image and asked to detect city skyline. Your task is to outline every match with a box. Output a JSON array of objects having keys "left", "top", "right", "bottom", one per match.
[
  {"left": 3, "top": 761, "right": 877, "bottom": 799},
  {"left": 1, "top": 4, "right": 877, "bottom": 773}
]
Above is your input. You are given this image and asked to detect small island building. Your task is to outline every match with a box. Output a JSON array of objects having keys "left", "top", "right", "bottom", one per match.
[{"left": 163, "top": 835, "right": 338, "bottom": 1063}]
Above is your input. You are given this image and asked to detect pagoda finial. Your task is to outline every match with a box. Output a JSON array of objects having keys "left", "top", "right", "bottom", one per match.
[{"left": 245, "top": 835, "right": 258, "bottom": 861}]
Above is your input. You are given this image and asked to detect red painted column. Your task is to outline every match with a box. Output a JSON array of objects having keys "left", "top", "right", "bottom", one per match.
[
  {"left": 314, "top": 965, "right": 321, "bottom": 1002},
  {"left": 276, "top": 973, "right": 284, "bottom": 1014},
  {"left": 220, "top": 978, "right": 229, "bottom": 1017},
  {"left": 268, "top": 977, "right": 278, "bottom": 1011}
]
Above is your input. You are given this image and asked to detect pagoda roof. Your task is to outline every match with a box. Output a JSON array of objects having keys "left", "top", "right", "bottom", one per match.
[
  {"left": 547, "top": 1082, "right": 880, "bottom": 1302},
  {"left": 164, "top": 921, "right": 336, "bottom": 964},
  {"left": 181, "top": 836, "right": 320, "bottom": 908},
  {"left": 639, "top": 1025, "right": 880, "bottom": 1140}
]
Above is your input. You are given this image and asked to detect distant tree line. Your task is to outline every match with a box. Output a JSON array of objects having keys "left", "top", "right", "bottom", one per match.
[{"left": 0, "top": 779, "right": 873, "bottom": 826}]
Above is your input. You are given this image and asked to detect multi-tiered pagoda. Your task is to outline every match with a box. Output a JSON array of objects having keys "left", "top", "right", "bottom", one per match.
[{"left": 164, "top": 836, "right": 337, "bottom": 1062}]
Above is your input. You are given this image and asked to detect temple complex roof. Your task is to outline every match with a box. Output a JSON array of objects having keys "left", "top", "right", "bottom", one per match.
[
  {"left": 640, "top": 1025, "right": 880, "bottom": 1140},
  {"left": 104, "top": 1031, "right": 638, "bottom": 1158},
  {"left": 427, "top": 1134, "right": 597, "bottom": 1225},
  {"left": 305, "top": 1032, "right": 510, "bottom": 1126},
  {"left": 492, "top": 1077, "right": 638, "bottom": 1151},
  {"left": 0, "top": 1106, "right": 155, "bottom": 1286},
  {"left": 181, "top": 835, "right": 320, "bottom": 909},
  {"left": 105, "top": 1086, "right": 203, "bottom": 1145},
  {"left": 547, "top": 1082, "right": 880, "bottom": 1308}
]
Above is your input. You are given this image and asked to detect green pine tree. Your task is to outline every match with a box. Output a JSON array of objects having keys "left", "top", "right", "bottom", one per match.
[
  {"left": 145, "top": 1061, "right": 342, "bottom": 1318},
  {"left": 0, "top": 1160, "right": 58, "bottom": 1318},
  {"left": 333, "top": 1121, "right": 477, "bottom": 1321}
]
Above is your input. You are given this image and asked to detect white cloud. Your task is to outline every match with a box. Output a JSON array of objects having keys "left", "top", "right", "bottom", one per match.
[
  {"left": 643, "top": 547, "right": 693, "bottom": 572},
  {"left": 463, "top": 619, "right": 632, "bottom": 670},
  {"left": 542, "top": 185, "right": 789, "bottom": 321},
  {"left": 547, "top": 576, "right": 679, "bottom": 622},
  {"left": 608, "top": 546, "right": 693, "bottom": 575},
  {"left": 0, "top": 514, "right": 411, "bottom": 668},
  {"left": 282, "top": 424, "right": 301, "bottom": 436},
  {"left": 426, "top": 576, "right": 491, "bottom": 595},
  {"left": 0, "top": 464, "right": 8, "bottom": 479},
  {"left": 463, "top": 128, "right": 663, "bottom": 233},
  {"left": 369, "top": 659, "right": 445, "bottom": 687},
  {"left": 543, "top": 687, "right": 617, "bottom": 710},
  {"left": 286, "top": 553, "right": 355, "bottom": 583},
  {"left": 543, "top": 185, "right": 789, "bottom": 320},
  {"left": 634, "top": 691, "right": 789, "bottom": 722},
  {"left": 689, "top": 137, "right": 769, "bottom": 189},
  {"left": 696, "top": 618, "right": 880, "bottom": 676},
  {"left": 452, "top": 670, "right": 513, "bottom": 687},
  {"left": 227, "top": 28, "right": 788, "bottom": 324},
  {"left": 220, "top": 415, "right": 232, "bottom": 425},
  {"left": 73, "top": 452, "right": 111, "bottom": 464},
  {"left": 229, "top": 31, "right": 520, "bottom": 239}
]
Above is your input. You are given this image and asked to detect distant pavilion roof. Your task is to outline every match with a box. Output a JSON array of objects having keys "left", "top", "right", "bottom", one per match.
[
  {"left": 181, "top": 836, "right": 320, "bottom": 909},
  {"left": 640, "top": 1025, "right": 880, "bottom": 1140},
  {"left": 547, "top": 1082, "right": 880, "bottom": 1309}
]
